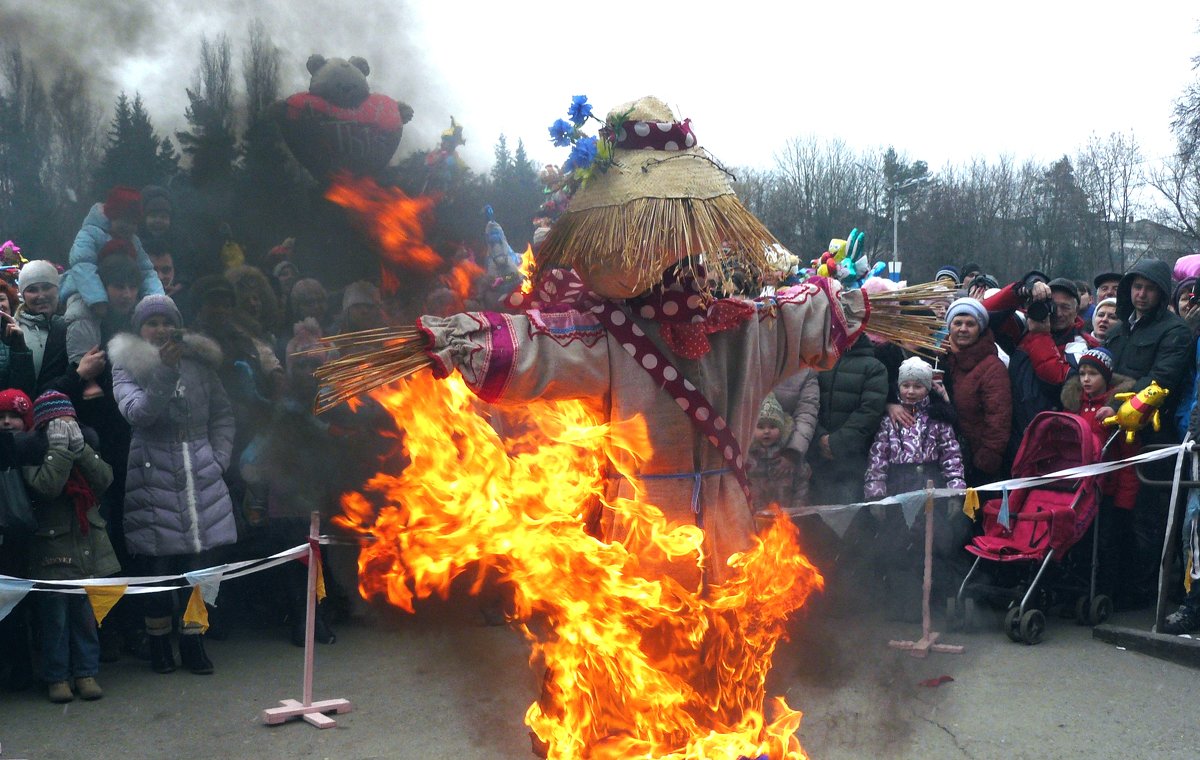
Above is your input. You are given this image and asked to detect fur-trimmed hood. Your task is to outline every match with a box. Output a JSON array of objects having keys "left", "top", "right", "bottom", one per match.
[
  {"left": 1060, "top": 371, "right": 1135, "bottom": 412},
  {"left": 107, "top": 331, "right": 223, "bottom": 386}
]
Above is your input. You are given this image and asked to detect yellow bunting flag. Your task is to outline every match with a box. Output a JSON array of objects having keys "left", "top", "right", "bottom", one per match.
[
  {"left": 86, "top": 585, "right": 127, "bottom": 626},
  {"left": 962, "top": 488, "right": 980, "bottom": 521},
  {"left": 315, "top": 550, "right": 327, "bottom": 603},
  {"left": 182, "top": 585, "right": 210, "bottom": 633}
]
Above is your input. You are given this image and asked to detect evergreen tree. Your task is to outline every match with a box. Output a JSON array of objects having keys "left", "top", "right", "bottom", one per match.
[
  {"left": 93, "top": 92, "right": 177, "bottom": 196},
  {"left": 491, "top": 134, "right": 514, "bottom": 185},
  {"left": 486, "top": 135, "right": 541, "bottom": 251}
]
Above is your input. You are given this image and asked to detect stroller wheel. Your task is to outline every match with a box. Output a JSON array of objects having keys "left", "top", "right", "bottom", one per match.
[
  {"left": 1019, "top": 609, "right": 1046, "bottom": 645},
  {"left": 1074, "top": 596, "right": 1090, "bottom": 625},
  {"left": 1089, "top": 595, "right": 1113, "bottom": 626},
  {"left": 1004, "top": 607, "right": 1022, "bottom": 642}
]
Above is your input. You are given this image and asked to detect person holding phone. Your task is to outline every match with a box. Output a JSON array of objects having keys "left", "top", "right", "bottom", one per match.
[{"left": 107, "top": 294, "right": 236, "bottom": 675}]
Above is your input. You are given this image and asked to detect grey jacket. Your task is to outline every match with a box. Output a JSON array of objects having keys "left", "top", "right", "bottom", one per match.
[{"left": 109, "top": 331, "right": 237, "bottom": 556}]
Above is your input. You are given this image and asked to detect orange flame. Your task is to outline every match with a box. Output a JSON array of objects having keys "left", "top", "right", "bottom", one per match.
[
  {"left": 518, "top": 244, "right": 536, "bottom": 294},
  {"left": 338, "top": 372, "right": 822, "bottom": 759},
  {"left": 444, "top": 257, "right": 484, "bottom": 303},
  {"left": 325, "top": 174, "right": 442, "bottom": 275}
]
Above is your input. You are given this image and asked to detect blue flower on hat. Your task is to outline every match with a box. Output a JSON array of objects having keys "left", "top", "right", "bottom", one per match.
[
  {"left": 564, "top": 136, "right": 598, "bottom": 172},
  {"left": 567, "top": 95, "right": 593, "bottom": 127},
  {"left": 549, "top": 119, "right": 575, "bottom": 147}
]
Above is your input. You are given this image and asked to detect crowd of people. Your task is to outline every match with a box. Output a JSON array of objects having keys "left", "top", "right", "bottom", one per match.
[
  {"left": 0, "top": 185, "right": 403, "bottom": 703},
  {"left": 744, "top": 260, "right": 1200, "bottom": 630},
  {"left": 4, "top": 181, "right": 1200, "bottom": 706}
]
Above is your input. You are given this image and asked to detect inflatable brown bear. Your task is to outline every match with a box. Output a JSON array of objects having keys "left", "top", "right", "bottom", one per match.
[{"left": 278, "top": 54, "right": 414, "bottom": 181}]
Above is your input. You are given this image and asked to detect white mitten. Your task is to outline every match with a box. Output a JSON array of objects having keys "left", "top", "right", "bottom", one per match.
[
  {"left": 66, "top": 419, "right": 85, "bottom": 454},
  {"left": 46, "top": 418, "right": 72, "bottom": 450}
]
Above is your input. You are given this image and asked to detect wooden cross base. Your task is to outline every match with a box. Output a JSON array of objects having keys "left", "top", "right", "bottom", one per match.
[
  {"left": 886, "top": 485, "right": 965, "bottom": 659},
  {"left": 888, "top": 632, "right": 964, "bottom": 658},
  {"left": 261, "top": 514, "right": 353, "bottom": 730},
  {"left": 261, "top": 697, "right": 354, "bottom": 728}
]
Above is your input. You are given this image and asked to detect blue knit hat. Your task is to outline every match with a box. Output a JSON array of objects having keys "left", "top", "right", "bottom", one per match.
[{"left": 32, "top": 390, "right": 75, "bottom": 429}]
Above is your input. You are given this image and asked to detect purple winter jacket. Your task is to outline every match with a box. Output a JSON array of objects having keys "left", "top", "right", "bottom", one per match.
[
  {"left": 863, "top": 396, "right": 966, "bottom": 500},
  {"left": 109, "top": 331, "right": 237, "bottom": 556}
]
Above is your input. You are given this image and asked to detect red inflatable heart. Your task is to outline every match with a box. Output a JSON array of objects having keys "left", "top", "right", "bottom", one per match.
[{"left": 279, "top": 92, "right": 407, "bottom": 180}]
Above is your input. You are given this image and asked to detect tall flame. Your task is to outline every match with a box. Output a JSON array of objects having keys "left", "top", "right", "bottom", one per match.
[{"left": 338, "top": 373, "right": 822, "bottom": 759}]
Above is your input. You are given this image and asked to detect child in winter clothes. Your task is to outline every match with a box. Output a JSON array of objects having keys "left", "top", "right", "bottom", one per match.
[
  {"left": 61, "top": 186, "right": 165, "bottom": 400},
  {"left": 22, "top": 391, "right": 118, "bottom": 703},
  {"left": 0, "top": 389, "right": 37, "bottom": 691},
  {"left": 1060, "top": 347, "right": 1139, "bottom": 603},
  {"left": 747, "top": 393, "right": 798, "bottom": 510},
  {"left": 1060, "top": 347, "right": 1138, "bottom": 508},
  {"left": 863, "top": 357, "right": 966, "bottom": 500}
]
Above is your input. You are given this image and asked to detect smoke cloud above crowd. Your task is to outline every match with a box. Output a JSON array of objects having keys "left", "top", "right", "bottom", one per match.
[{"left": 4, "top": 0, "right": 457, "bottom": 165}]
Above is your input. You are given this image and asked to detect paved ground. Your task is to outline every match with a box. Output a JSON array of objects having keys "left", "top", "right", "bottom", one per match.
[{"left": 1, "top": 577, "right": 1196, "bottom": 760}]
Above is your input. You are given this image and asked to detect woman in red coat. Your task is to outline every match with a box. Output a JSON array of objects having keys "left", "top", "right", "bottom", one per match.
[{"left": 944, "top": 297, "right": 1012, "bottom": 485}]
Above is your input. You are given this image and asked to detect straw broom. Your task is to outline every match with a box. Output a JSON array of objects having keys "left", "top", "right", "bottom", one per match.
[{"left": 305, "top": 282, "right": 950, "bottom": 413}]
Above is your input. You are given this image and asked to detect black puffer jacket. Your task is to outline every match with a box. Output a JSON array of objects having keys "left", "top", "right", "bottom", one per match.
[
  {"left": 1103, "top": 258, "right": 1193, "bottom": 418},
  {"left": 812, "top": 333, "right": 889, "bottom": 463}
]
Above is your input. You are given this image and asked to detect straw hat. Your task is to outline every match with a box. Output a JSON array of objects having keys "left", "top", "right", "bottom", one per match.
[{"left": 536, "top": 96, "right": 779, "bottom": 298}]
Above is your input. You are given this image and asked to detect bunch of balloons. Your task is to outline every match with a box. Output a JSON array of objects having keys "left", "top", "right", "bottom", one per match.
[{"left": 800, "top": 228, "right": 887, "bottom": 288}]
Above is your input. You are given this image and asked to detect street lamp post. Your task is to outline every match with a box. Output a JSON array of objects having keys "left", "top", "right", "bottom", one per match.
[{"left": 890, "top": 176, "right": 931, "bottom": 283}]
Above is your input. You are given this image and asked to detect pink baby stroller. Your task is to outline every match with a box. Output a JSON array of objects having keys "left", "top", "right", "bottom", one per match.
[{"left": 954, "top": 411, "right": 1110, "bottom": 644}]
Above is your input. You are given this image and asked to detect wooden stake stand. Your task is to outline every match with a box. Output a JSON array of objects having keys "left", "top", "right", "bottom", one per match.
[
  {"left": 262, "top": 512, "right": 353, "bottom": 728},
  {"left": 888, "top": 484, "right": 965, "bottom": 658}
]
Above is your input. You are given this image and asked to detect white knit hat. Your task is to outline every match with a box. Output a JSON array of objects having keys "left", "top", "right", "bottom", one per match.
[
  {"left": 897, "top": 356, "right": 933, "bottom": 390},
  {"left": 17, "top": 260, "right": 59, "bottom": 293}
]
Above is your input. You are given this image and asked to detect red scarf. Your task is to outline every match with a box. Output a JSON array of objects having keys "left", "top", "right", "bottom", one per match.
[{"left": 62, "top": 468, "right": 95, "bottom": 535}]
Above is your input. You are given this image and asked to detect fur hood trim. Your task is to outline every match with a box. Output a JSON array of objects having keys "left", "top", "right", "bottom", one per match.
[
  {"left": 108, "top": 331, "right": 223, "bottom": 384},
  {"left": 1060, "top": 371, "right": 1135, "bottom": 412}
]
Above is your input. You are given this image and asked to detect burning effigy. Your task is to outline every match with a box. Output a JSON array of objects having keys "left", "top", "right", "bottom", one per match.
[{"left": 313, "top": 96, "right": 944, "bottom": 759}]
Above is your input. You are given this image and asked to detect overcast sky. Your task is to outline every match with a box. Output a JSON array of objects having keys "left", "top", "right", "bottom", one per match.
[{"left": 9, "top": 1, "right": 1200, "bottom": 175}]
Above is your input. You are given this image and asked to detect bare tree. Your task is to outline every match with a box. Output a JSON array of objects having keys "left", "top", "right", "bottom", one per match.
[
  {"left": 1076, "top": 130, "right": 1143, "bottom": 271},
  {"left": 194, "top": 33, "right": 235, "bottom": 129},
  {"left": 1148, "top": 152, "right": 1200, "bottom": 242},
  {"left": 242, "top": 19, "right": 280, "bottom": 127},
  {"left": 178, "top": 33, "right": 238, "bottom": 184},
  {"left": 48, "top": 69, "right": 101, "bottom": 203}
]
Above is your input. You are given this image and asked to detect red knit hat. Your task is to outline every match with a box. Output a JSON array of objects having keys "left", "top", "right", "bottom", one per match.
[
  {"left": 103, "top": 186, "right": 143, "bottom": 223},
  {"left": 99, "top": 238, "right": 136, "bottom": 260},
  {"left": 0, "top": 388, "right": 34, "bottom": 431}
]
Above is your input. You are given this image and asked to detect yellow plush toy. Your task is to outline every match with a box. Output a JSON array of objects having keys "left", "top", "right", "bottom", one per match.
[{"left": 1103, "top": 380, "right": 1169, "bottom": 445}]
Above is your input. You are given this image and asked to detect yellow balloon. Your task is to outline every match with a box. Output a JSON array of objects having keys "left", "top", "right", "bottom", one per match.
[{"left": 1102, "top": 381, "right": 1169, "bottom": 446}]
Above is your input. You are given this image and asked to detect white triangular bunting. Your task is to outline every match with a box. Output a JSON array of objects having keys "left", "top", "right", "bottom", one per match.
[{"left": 0, "top": 578, "right": 34, "bottom": 622}]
